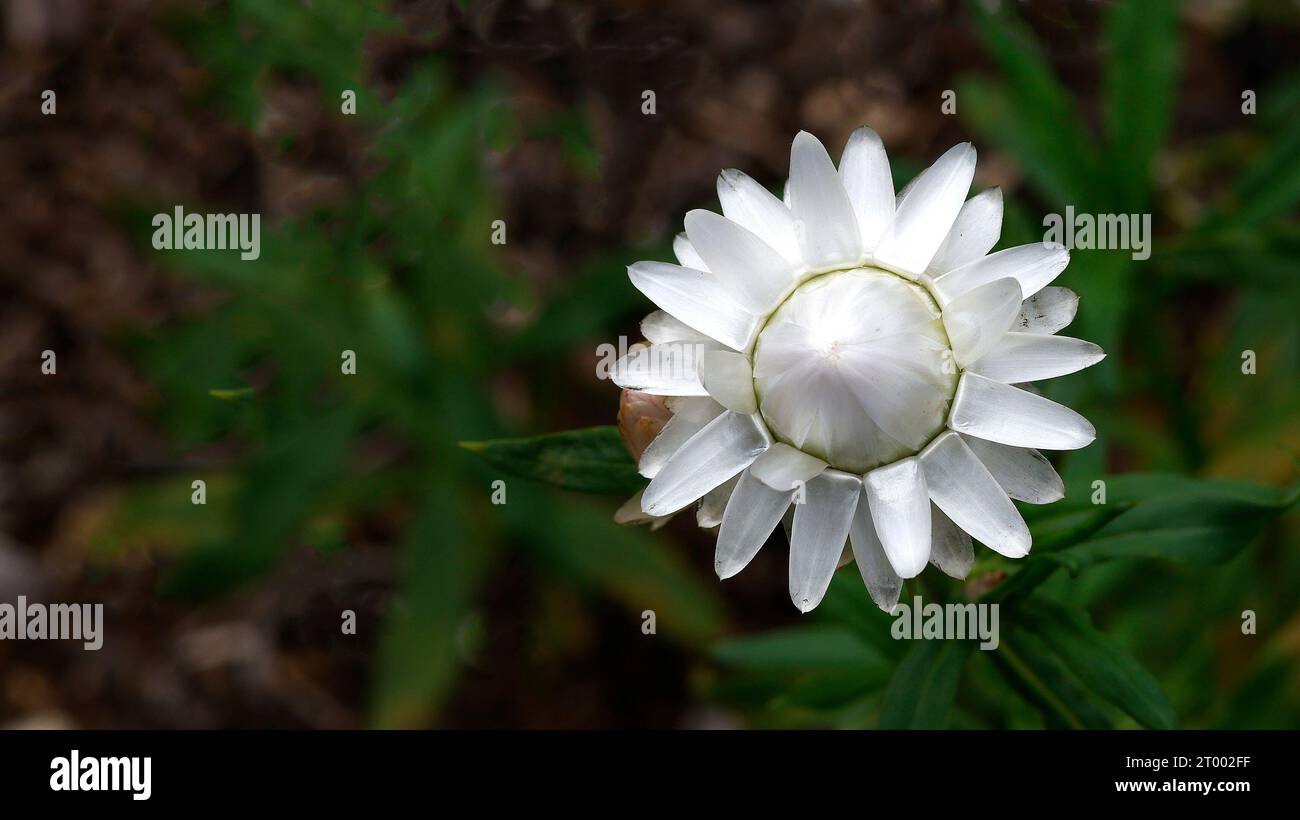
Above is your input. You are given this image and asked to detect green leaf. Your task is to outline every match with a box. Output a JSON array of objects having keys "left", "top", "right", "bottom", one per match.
[
  {"left": 993, "top": 630, "right": 1114, "bottom": 729},
  {"left": 160, "top": 407, "right": 359, "bottom": 597},
  {"left": 459, "top": 426, "right": 644, "bottom": 495},
  {"left": 878, "top": 639, "right": 974, "bottom": 729},
  {"left": 711, "top": 624, "right": 891, "bottom": 714},
  {"left": 1156, "top": 226, "right": 1300, "bottom": 289},
  {"left": 962, "top": 3, "right": 1100, "bottom": 207},
  {"left": 815, "top": 571, "right": 909, "bottom": 660},
  {"left": 1192, "top": 72, "right": 1300, "bottom": 231},
  {"left": 984, "top": 504, "right": 1130, "bottom": 605},
  {"left": 515, "top": 495, "right": 726, "bottom": 646},
  {"left": 1020, "top": 596, "right": 1178, "bottom": 729},
  {"left": 372, "top": 479, "right": 498, "bottom": 728},
  {"left": 713, "top": 624, "right": 886, "bottom": 671},
  {"left": 1062, "top": 475, "right": 1300, "bottom": 568},
  {"left": 181, "top": 0, "right": 396, "bottom": 124},
  {"left": 780, "top": 668, "right": 892, "bottom": 711},
  {"left": 987, "top": 475, "right": 1298, "bottom": 605},
  {"left": 1102, "top": 0, "right": 1179, "bottom": 211},
  {"left": 1228, "top": 124, "right": 1300, "bottom": 229}
]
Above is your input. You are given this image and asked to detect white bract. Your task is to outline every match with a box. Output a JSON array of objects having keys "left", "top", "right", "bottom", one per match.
[{"left": 611, "top": 127, "right": 1105, "bottom": 613}]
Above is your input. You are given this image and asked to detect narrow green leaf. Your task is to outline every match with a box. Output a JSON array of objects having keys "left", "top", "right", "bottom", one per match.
[
  {"left": 711, "top": 625, "right": 891, "bottom": 714},
  {"left": 1021, "top": 596, "right": 1178, "bottom": 729},
  {"left": 713, "top": 625, "right": 886, "bottom": 671},
  {"left": 515, "top": 495, "right": 726, "bottom": 646},
  {"left": 160, "top": 407, "right": 358, "bottom": 597},
  {"left": 372, "top": 480, "right": 497, "bottom": 728},
  {"left": 984, "top": 504, "right": 1130, "bottom": 605},
  {"left": 963, "top": 3, "right": 1100, "bottom": 207},
  {"left": 988, "top": 475, "right": 1298, "bottom": 604},
  {"left": 780, "top": 667, "right": 892, "bottom": 710},
  {"left": 459, "top": 426, "right": 644, "bottom": 495},
  {"left": 1064, "top": 475, "right": 1300, "bottom": 568},
  {"left": 1198, "top": 71, "right": 1300, "bottom": 231},
  {"left": 1102, "top": 0, "right": 1179, "bottom": 211},
  {"left": 1156, "top": 226, "right": 1300, "bottom": 289},
  {"left": 994, "top": 630, "right": 1113, "bottom": 729},
  {"left": 878, "top": 639, "right": 974, "bottom": 729},
  {"left": 1229, "top": 125, "right": 1300, "bottom": 229},
  {"left": 816, "top": 571, "right": 909, "bottom": 660}
]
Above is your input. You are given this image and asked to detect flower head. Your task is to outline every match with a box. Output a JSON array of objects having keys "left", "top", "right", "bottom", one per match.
[{"left": 612, "top": 127, "right": 1104, "bottom": 613}]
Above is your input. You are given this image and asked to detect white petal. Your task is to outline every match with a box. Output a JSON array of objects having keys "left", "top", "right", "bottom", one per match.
[
  {"left": 611, "top": 342, "right": 711, "bottom": 396},
  {"left": 628, "top": 261, "right": 759, "bottom": 350},
  {"left": 920, "top": 431, "right": 1031, "bottom": 558},
  {"left": 927, "top": 187, "right": 1003, "bottom": 275},
  {"left": 663, "top": 395, "right": 725, "bottom": 424},
  {"left": 961, "top": 435, "right": 1064, "bottom": 504},
  {"left": 894, "top": 173, "right": 919, "bottom": 207},
  {"left": 749, "top": 441, "right": 828, "bottom": 491},
  {"left": 615, "top": 491, "right": 648, "bottom": 525},
  {"left": 636, "top": 398, "right": 724, "bottom": 479},
  {"left": 969, "top": 332, "right": 1106, "bottom": 383},
  {"left": 660, "top": 395, "right": 722, "bottom": 423},
  {"left": 848, "top": 494, "right": 903, "bottom": 612},
  {"left": 789, "top": 469, "right": 861, "bottom": 612},
  {"left": 787, "top": 131, "right": 862, "bottom": 268},
  {"left": 716, "top": 169, "right": 802, "bottom": 266},
  {"left": 932, "top": 242, "right": 1070, "bottom": 303},
  {"left": 715, "top": 469, "right": 794, "bottom": 579},
  {"left": 640, "top": 310, "right": 711, "bottom": 344},
  {"left": 838, "top": 126, "right": 894, "bottom": 251},
  {"left": 697, "top": 474, "right": 739, "bottom": 528},
  {"left": 948, "top": 372, "right": 1096, "bottom": 450},
  {"left": 673, "top": 233, "right": 707, "bottom": 271},
  {"left": 642, "top": 411, "right": 771, "bottom": 515},
  {"left": 615, "top": 490, "right": 668, "bottom": 528},
  {"left": 928, "top": 504, "right": 974, "bottom": 579},
  {"left": 697, "top": 349, "right": 757, "bottom": 414},
  {"left": 1014, "top": 287, "right": 1079, "bottom": 335},
  {"left": 941, "top": 277, "right": 1023, "bottom": 367},
  {"left": 684, "top": 209, "right": 793, "bottom": 313},
  {"left": 874, "top": 142, "right": 976, "bottom": 275},
  {"left": 863, "top": 457, "right": 931, "bottom": 579}
]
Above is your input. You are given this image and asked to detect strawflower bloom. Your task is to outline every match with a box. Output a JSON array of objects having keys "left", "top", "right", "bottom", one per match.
[{"left": 612, "top": 127, "right": 1104, "bottom": 612}]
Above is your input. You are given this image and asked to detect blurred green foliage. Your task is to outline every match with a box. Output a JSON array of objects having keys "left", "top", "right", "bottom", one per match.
[
  {"left": 91, "top": 1, "right": 1300, "bottom": 728},
  {"left": 98, "top": 1, "right": 722, "bottom": 727}
]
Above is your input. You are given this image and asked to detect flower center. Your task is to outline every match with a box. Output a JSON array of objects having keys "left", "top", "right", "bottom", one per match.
[{"left": 751, "top": 266, "right": 958, "bottom": 473}]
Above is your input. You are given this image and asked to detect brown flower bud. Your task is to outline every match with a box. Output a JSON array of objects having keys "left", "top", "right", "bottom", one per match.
[{"left": 617, "top": 389, "right": 673, "bottom": 463}]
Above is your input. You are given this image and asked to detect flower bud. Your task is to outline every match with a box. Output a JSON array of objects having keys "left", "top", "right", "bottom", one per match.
[{"left": 617, "top": 388, "right": 673, "bottom": 463}]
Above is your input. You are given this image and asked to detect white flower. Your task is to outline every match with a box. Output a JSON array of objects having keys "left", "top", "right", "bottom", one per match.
[{"left": 611, "top": 127, "right": 1105, "bottom": 613}]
